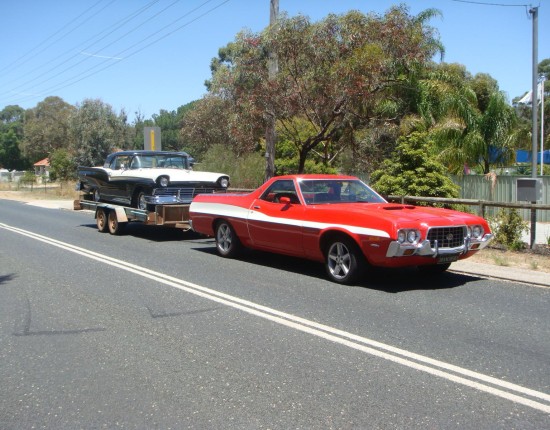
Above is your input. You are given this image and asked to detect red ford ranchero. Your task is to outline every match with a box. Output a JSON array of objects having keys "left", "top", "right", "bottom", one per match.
[{"left": 189, "top": 174, "right": 493, "bottom": 284}]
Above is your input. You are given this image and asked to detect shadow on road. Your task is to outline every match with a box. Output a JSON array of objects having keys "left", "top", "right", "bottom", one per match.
[
  {"left": 79, "top": 222, "right": 203, "bottom": 242},
  {"left": 192, "top": 246, "right": 480, "bottom": 292},
  {"left": 0, "top": 273, "right": 16, "bottom": 286}
]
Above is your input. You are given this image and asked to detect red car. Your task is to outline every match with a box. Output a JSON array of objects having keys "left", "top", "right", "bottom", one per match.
[{"left": 189, "top": 175, "right": 493, "bottom": 284}]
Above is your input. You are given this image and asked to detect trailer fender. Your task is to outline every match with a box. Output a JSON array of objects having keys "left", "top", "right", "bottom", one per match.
[{"left": 114, "top": 206, "right": 129, "bottom": 223}]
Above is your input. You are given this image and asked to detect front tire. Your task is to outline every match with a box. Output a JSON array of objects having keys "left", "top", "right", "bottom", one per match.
[
  {"left": 325, "top": 237, "right": 365, "bottom": 284},
  {"left": 132, "top": 189, "right": 149, "bottom": 210},
  {"left": 215, "top": 220, "right": 242, "bottom": 258}
]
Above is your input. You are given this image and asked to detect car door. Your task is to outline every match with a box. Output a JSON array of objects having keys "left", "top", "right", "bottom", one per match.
[
  {"left": 104, "top": 155, "right": 131, "bottom": 203},
  {"left": 246, "top": 179, "right": 306, "bottom": 255}
]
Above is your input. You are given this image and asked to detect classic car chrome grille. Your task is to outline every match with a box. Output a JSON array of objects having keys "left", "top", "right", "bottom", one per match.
[
  {"left": 152, "top": 187, "right": 225, "bottom": 202},
  {"left": 427, "top": 226, "right": 466, "bottom": 249}
]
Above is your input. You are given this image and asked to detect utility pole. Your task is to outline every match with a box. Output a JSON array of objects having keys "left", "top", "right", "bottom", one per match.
[
  {"left": 529, "top": 6, "right": 538, "bottom": 248},
  {"left": 264, "top": 0, "right": 278, "bottom": 182},
  {"left": 530, "top": 6, "right": 538, "bottom": 179}
]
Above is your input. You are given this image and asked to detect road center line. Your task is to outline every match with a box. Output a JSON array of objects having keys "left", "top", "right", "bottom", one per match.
[{"left": 2, "top": 222, "right": 549, "bottom": 414}]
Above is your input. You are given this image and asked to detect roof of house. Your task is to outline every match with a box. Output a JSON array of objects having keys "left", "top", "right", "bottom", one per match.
[{"left": 34, "top": 158, "right": 50, "bottom": 167}]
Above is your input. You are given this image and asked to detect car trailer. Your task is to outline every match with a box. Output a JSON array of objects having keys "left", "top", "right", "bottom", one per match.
[{"left": 75, "top": 199, "right": 192, "bottom": 235}]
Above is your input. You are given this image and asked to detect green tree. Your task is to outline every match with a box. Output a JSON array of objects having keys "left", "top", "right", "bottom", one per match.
[
  {"left": 0, "top": 105, "right": 29, "bottom": 170},
  {"left": 49, "top": 148, "right": 76, "bottom": 181},
  {"left": 370, "top": 132, "right": 459, "bottom": 198},
  {"left": 398, "top": 64, "right": 519, "bottom": 174},
  {"left": 22, "top": 96, "right": 75, "bottom": 162},
  {"left": 70, "top": 99, "right": 130, "bottom": 167}
]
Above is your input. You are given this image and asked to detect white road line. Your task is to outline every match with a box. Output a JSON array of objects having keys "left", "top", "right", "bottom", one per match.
[{"left": 2, "top": 222, "right": 549, "bottom": 414}]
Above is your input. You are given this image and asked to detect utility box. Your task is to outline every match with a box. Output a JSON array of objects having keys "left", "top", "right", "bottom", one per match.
[{"left": 516, "top": 178, "right": 542, "bottom": 202}]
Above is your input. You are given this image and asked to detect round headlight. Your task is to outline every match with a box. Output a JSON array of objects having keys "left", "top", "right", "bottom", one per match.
[
  {"left": 471, "top": 225, "right": 483, "bottom": 239},
  {"left": 407, "top": 230, "right": 418, "bottom": 243},
  {"left": 397, "top": 230, "right": 406, "bottom": 243},
  {"left": 158, "top": 176, "right": 169, "bottom": 187},
  {"left": 219, "top": 177, "right": 229, "bottom": 188}
]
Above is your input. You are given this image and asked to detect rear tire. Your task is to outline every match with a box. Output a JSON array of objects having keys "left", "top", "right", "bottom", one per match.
[
  {"left": 325, "top": 237, "right": 365, "bottom": 284},
  {"left": 215, "top": 220, "right": 242, "bottom": 258},
  {"left": 108, "top": 210, "right": 126, "bottom": 235}
]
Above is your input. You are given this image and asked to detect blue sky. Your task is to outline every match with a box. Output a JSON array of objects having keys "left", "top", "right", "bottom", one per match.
[{"left": 1, "top": 0, "right": 548, "bottom": 121}]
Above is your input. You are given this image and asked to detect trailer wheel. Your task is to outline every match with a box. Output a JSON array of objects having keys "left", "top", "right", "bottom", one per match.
[
  {"left": 96, "top": 208, "right": 109, "bottom": 233},
  {"left": 108, "top": 210, "right": 126, "bottom": 235}
]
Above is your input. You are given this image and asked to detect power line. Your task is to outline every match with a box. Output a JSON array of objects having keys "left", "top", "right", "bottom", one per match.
[
  {"left": 2, "top": 0, "right": 179, "bottom": 98},
  {"left": 1, "top": 0, "right": 162, "bottom": 91},
  {"left": 0, "top": 0, "right": 113, "bottom": 75},
  {"left": 450, "top": 0, "right": 530, "bottom": 6},
  {"left": 2, "top": 0, "right": 231, "bottom": 107}
]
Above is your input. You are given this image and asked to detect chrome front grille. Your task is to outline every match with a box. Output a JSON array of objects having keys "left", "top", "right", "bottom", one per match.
[
  {"left": 152, "top": 187, "right": 224, "bottom": 202},
  {"left": 427, "top": 226, "right": 466, "bottom": 249}
]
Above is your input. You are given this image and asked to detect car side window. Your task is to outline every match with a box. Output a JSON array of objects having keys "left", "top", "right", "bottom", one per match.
[
  {"left": 129, "top": 156, "right": 141, "bottom": 169},
  {"left": 260, "top": 180, "right": 300, "bottom": 204},
  {"left": 110, "top": 156, "right": 129, "bottom": 170}
]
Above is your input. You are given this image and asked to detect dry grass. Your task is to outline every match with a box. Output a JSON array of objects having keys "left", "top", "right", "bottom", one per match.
[
  {"left": 0, "top": 181, "right": 80, "bottom": 201},
  {"left": 468, "top": 247, "right": 550, "bottom": 273}
]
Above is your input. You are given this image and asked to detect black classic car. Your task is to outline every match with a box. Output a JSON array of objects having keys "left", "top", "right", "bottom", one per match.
[{"left": 77, "top": 150, "right": 230, "bottom": 210}]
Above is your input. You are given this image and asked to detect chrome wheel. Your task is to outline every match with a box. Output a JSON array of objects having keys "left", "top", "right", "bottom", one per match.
[
  {"left": 215, "top": 221, "right": 241, "bottom": 258},
  {"left": 325, "top": 238, "right": 364, "bottom": 284}
]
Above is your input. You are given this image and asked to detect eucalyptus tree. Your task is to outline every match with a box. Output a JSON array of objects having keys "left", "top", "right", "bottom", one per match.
[
  {"left": 70, "top": 99, "right": 131, "bottom": 167},
  {"left": 21, "top": 96, "right": 75, "bottom": 162},
  {"left": 204, "top": 5, "right": 444, "bottom": 173}
]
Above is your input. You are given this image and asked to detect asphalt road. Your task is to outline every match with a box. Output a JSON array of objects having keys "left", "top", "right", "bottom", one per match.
[{"left": 1, "top": 199, "right": 549, "bottom": 429}]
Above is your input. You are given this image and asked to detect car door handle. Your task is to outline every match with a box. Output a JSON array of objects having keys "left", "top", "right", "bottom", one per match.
[{"left": 253, "top": 205, "right": 261, "bottom": 209}]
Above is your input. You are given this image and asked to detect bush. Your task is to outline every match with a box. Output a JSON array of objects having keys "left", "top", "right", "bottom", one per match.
[
  {"left": 194, "top": 144, "right": 264, "bottom": 188},
  {"left": 489, "top": 208, "right": 529, "bottom": 251}
]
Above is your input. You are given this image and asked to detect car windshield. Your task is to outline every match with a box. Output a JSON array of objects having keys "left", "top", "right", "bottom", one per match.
[
  {"left": 129, "top": 155, "right": 189, "bottom": 170},
  {"left": 298, "top": 179, "right": 386, "bottom": 205}
]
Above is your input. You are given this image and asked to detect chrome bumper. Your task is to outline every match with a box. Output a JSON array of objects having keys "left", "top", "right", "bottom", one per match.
[
  {"left": 144, "top": 195, "right": 192, "bottom": 205},
  {"left": 386, "top": 234, "right": 494, "bottom": 258}
]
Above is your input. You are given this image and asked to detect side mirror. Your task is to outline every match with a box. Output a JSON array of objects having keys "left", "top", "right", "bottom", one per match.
[{"left": 279, "top": 196, "right": 291, "bottom": 205}]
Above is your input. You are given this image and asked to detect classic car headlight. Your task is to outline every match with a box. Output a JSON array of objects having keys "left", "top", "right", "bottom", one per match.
[
  {"left": 407, "top": 230, "right": 419, "bottom": 243},
  {"left": 397, "top": 229, "right": 420, "bottom": 244},
  {"left": 158, "top": 176, "right": 169, "bottom": 187},
  {"left": 219, "top": 177, "right": 229, "bottom": 188},
  {"left": 469, "top": 225, "right": 484, "bottom": 239}
]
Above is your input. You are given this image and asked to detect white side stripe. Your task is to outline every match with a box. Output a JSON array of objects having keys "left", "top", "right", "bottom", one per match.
[{"left": 190, "top": 201, "right": 390, "bottom": 238}]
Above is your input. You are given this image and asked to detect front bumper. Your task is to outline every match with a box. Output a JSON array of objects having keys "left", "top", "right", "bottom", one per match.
[
  {"left": 145, "top": 187, "right": 226, "bottom": 206},
  {"left": 386, "top": 234, "right": 494, "bottom": 258}
]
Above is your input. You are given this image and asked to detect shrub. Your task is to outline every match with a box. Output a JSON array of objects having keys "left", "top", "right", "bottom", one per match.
[{"left": 489, "top": 208, "right": 529, "bottom": 250}]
